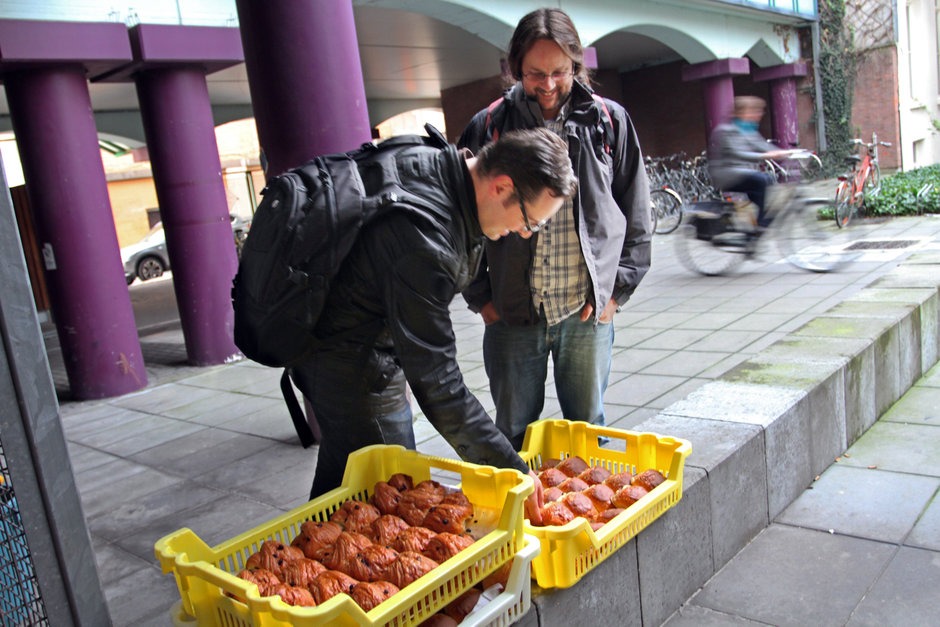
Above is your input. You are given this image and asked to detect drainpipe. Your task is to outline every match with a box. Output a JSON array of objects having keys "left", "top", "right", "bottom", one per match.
[{"left": 811, "top": 19, "right": 828, "bottom": 153}]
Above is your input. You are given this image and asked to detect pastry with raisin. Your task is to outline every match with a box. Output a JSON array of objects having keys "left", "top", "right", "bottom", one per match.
[
  {"left": 381, "top": 551, "right": 440, "bottom": 589},
  {"left": 422, "top": 532, "right": 474, "bottom": 563},
  {"left": 350, "top": 580, "right": 400, "bottom": 612},
  {"left": 309, "top": 570, "right": 358, "bottom": 605}
]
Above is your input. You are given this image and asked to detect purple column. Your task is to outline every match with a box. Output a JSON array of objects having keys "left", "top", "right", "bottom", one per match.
[
  {"left": 682, "top": 58, "right": 751, "bottom": 140},
  {"left": 235, "top": 0, "right": 372, "bottom": 177},
  {"left": 4, "top": 66, "right": 146, "bottom": 397},
  {"left": 135, "top": 67, "right": 240, "bottom": 365},
  {"left": 754, "top": 63, "right": 808, "bottom": 148}
]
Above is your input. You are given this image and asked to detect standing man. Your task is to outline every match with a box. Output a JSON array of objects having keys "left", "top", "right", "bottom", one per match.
[
  {"left": 289, "top": 128, "right": 575, "bottom": 524},
  {"left": 459, "top": 8, "right": 652, "bottom": 449}
]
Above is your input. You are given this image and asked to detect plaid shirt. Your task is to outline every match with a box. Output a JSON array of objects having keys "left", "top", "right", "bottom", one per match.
[{"left": 530, "top": 112, "right": 591, "bottom": 325}]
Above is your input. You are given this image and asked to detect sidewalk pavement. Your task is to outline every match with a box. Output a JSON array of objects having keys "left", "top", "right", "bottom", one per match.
[{"left": 50, "top": 215, "right": 940, "bottom": 625}]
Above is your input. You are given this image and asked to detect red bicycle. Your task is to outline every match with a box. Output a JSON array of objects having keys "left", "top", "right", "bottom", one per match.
[{"left": 834, "top": 133, "right": 892, "bottom": 228}]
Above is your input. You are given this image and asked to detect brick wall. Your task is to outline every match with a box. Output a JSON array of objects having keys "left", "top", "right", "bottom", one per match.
[
  {"left": 441, "top": 75, "right": 505, "bottom": 144},
  {"left": 851, "top": 46, "right": 901, "bottom": 170}
]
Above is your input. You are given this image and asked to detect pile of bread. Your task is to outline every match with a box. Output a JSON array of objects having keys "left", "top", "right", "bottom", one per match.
[
  {"left": 231, "top": 473, "right": 502, "bottom": 624},
  {"left": 530, "top": 456, "right": 665, "bottom": 529}
]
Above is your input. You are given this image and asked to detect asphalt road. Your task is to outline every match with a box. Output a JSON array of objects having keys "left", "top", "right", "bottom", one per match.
[{"left": 129, "top": 273, "right": 180, "bottom": 335}]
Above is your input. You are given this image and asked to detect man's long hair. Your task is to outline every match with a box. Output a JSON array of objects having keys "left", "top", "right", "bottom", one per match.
[
  {"left": 477, "top": 128, "right": 577, "bottom": 202},
  {"left": 507, "top": 8, "right": 591, "bottom": 87}
]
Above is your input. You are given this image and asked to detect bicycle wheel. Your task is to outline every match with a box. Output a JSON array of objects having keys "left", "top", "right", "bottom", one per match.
[
  {"left": 674, "top": 212, "right": 748, "bottom": 276},
  {"left": 863, "top": 162, "right": 881, "bottom": 198},
  {"left": 775, "top": 197, "right": 862, "bottom": 272},
  {"left": 834, "top": 182, "right": 855, "bottom": 228},
  {"left": 650, "top": 188, "right": 683, "bottom": 234}
]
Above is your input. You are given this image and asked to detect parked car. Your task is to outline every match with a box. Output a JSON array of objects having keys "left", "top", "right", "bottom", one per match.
[{"left": 121, "top": 214, "right": 251, "bottom": 284}]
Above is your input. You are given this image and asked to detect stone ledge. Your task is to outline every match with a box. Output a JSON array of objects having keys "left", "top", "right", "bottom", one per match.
[{"left": 526, "top": 255, "right": 940, "bottom": 625}]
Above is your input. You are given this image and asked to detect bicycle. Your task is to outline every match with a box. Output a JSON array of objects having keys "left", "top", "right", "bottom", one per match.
[
  {"left": 834, "top": 133, "right": 892, "bottom": 228},
  {"left": 675, "top": 154, "right": 865, "bottom": 276},
  {"left": 650, "top": 186, "right": 683, "bottom": 234}
]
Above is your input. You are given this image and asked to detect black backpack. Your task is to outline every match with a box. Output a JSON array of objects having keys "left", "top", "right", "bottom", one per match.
[{"left": 231, "top": 125, "right": 450, "bottom": 445}]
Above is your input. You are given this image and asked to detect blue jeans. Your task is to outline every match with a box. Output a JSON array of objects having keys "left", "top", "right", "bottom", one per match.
[
  {"left": 290, "top": 348, "right": 415, "bottom": 499},
  {"left": 483, "top": 313, "right": 613, "bottom": 449}
]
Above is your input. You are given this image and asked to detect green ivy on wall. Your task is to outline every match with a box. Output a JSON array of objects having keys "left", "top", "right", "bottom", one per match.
[{"left": 818, "top": 0, "right": 856, "bottom": 174}]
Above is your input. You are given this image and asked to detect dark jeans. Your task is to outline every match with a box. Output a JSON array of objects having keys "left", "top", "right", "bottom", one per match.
[
  {"left": 727, "top": 171, "right": 776, "bottom": 227},
  {"left": 483, "top": 312, "right": 613, "bottom": 450},
  {"left": 290, "top": 347, "right": 414, "bottom": 500}
]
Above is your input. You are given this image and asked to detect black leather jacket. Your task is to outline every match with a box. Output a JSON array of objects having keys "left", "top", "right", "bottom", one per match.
[
  {"left": 459, "top": 82, "right": 651, "bottom": 324},
  {"left": 311, "top": 144, "right": 529, "bottom": 475}
]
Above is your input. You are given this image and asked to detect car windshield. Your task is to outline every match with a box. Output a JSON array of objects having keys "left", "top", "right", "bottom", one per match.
[{"left": 140, "top": 223, "right": 165, "bottom": 244}]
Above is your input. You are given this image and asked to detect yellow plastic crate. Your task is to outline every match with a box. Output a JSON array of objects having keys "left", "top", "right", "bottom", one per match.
[
  {"left": 518, "top": 420, "right": 691, "bottom": 588},
  {"left": 156, "top": 445, "right": 533, "bottom": 626},
  {"left": 169, "top": 534, "right": 540, "bottom": 627}
]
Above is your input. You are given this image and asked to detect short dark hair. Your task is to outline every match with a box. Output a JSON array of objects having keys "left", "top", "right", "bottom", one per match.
[
  {"left": 507, "top": 8, "right": 591, "bottom": 86},
  {"left": 476, "top": 128, "right": 577, "bottom": 202}
]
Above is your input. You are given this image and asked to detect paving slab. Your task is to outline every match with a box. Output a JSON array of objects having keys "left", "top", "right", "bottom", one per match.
[
  {"left": 115, "top": 493, "right": 283, "bottom": 562},
  {"left": 102, "top": 562, "right": 180, "bottom": 627},
  {"left": 776, "top": 464, "right": 939, "bottom": 543},
  {"left": 635, "top": 328, "right": 714, "bottom": 351},
  {"left": 879, "top": 385, "right": 940, "bottom": 426},
  {"left": 129, "top": 429, "right": 280, "bottom": 479},
  {"left": 197, "top": 440, "right": 315, "bottom": 500},
  {"left": 906, "top": 491, "right": 940, "bottom": 551},
  {"left": 87, "top": 480, "right": 229, "bottom": 542},
  {"left": 91, "top": 538, "right": 155, "bottom": 587},
  {"left": 838, "top": 421, "right": 940, "bottom": 476},
  {"left": 689, "top": 524, "right": 896, "bottom": 627},
  {"left": 844, "top": 546, "right": 940, "bottom": 627},
  {"left": 610, "top": 347, "right": 675, "bottom": 373},
  {"left": 663, "top": 604, "right": 774, "bottom": 626},
  {"left": 920, "top": 361, "right": 940, "bottom": 386},
  {"left": 605, "top": 372, "right": 687, "bottom": 407},
  {"left": 105, "top": 382, "right": 220, "bottom": 415},
  {"left": 76, "top": 460, "right": 184, "bottom": 519}
]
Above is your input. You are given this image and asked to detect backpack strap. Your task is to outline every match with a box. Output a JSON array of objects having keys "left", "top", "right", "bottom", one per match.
[
  {"left": 484, "top": 98, "right": 504, "bottom": 143},
  {"left": 281, "top": 370, "right": 318, "bottom": 448},
  {"left": 484, "top": 93, "right": 613, "bottom": 153}
]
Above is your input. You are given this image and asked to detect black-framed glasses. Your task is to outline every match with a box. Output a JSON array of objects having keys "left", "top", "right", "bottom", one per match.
[
  {"left": 522, "top": 70, "right": 573, "bottom": 83},
  {"left": 518, "top": 194, "right": 549, "bottom": 233}
]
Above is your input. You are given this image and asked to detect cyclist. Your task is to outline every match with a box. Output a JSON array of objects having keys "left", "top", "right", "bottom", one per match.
[{"left": 707, "top": 96, "right": 797, "bottom": 233}]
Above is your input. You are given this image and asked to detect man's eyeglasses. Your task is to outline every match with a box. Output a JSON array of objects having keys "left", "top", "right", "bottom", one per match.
[
  {"left": 522, "top": 70, "right": 572, "bottom": 83},
  {"left": 518, "top": 194, "right": 550, "bottom": 233}
]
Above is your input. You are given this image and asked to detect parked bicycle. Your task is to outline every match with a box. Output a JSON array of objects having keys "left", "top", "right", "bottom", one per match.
[
  {"left": 675, "top": 154, "right": 864, "bottom": 275},
  {"left": 650, "top": 186, "right": 683, "bottom": 234},
  {"left": 834, "top": 133, "right": 891, "bottom": 228}
]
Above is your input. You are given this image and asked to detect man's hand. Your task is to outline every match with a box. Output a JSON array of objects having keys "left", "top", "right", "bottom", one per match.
[
  {"left": 480, "top": 302, "right": 500, "bottom": 325},
  {"left": 580, "top": 298, "right": 619, "bottom": 323},
  {"left": 524, "top": 469, "right": 544, "bottom": 525}
]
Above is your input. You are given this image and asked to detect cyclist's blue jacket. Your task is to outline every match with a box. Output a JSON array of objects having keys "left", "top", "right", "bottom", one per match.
[{"left": 458, "top": 81, "right": 651, "bottom": 325}]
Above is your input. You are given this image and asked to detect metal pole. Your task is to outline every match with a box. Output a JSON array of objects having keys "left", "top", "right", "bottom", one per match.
[
  {"left": 811, "top": 20, "right": 828, "bottom": 153},
  {"left": 0, "top": 154, "right": 110, "bottom": 625}
]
